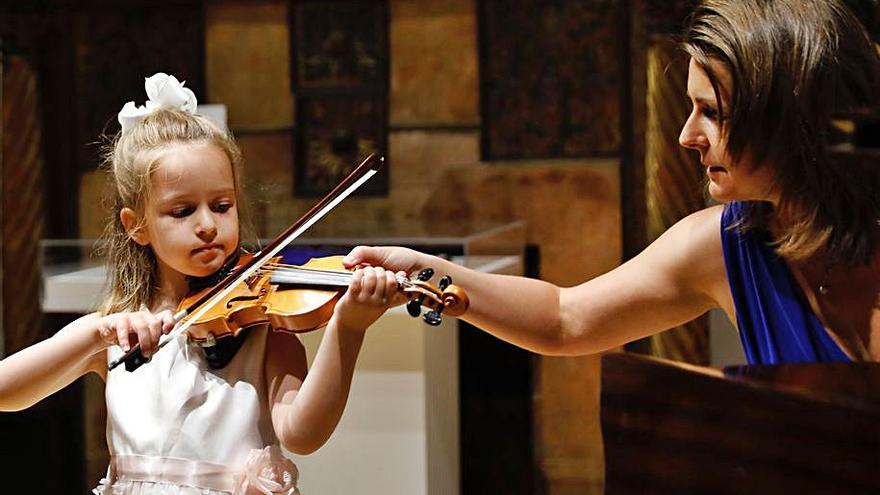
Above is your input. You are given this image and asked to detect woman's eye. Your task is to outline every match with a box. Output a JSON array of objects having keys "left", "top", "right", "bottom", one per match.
[
  {"left": 703, "top": 106, "right": 719, "bottom": 121},
  {"left": 213, "top": 202, "right": 233, "bottom": 213}
]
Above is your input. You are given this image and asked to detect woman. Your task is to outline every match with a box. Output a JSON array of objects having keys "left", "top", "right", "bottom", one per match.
[{"left": 344, "top": 0, "right": 880, "bottom": 364}]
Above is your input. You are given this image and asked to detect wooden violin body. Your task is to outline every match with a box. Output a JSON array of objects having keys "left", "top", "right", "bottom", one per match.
[{"left": 179, "top": 255, "right": 469, "bottom": 347}]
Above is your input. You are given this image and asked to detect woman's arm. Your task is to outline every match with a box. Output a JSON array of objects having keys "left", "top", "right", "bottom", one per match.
[
  {"left": 345, "top": 206, "right": 727, "bottom": 356},
  {"left": 266, "top": 266, "right": 401, "bottom": 454},
  {"left": 553, "top": 205, "right": 727, "bottom": 354}
]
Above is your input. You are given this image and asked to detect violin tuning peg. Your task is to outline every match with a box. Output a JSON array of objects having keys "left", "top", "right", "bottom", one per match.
[
  {"left": 423, "top": 310, "right": 442, "bottom": 326},
  {"left": 417, "top": 268, "right": 435, "bottom": 281},
  {"left": 406, "top": 299, "right": 423, "bottom": 317},
  {"left": 439, "top": 275, "right": 452, "bottom": 291}
]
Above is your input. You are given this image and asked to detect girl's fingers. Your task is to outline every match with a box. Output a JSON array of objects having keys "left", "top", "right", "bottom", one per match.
[
  {"left": 372, "top": 267, "right": 387, "bottom": 301},
  {"left": 143, "top": 312, "right": 162, "bottom": 348},
  {"left": 349, "top": 268, "right": 363, "bottom": 296},
  {"left": 392, "top": 271, "right": 409, "bottom": 306},
  {"left": 132, "top": 315, "right": 153, "bottom": 357},
  {"left": 115, "top": 318, "right": 132, "bottom": 353},
  {"left": 157, "top": 310, "right": 177, "bottom": 334},
  {"left": 101, "top": 310, "right": 175, "bottom": 357},
  {"left": 383, "top": 269, "right": 397, "bottom": 303},
  {"left": 360, "top": 267, "right": 378, "bottom": 300}
]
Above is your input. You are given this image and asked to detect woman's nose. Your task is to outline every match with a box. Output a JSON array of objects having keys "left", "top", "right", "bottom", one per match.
[{"left": 678, "top": 113, "right": 708, "bottom": 151}]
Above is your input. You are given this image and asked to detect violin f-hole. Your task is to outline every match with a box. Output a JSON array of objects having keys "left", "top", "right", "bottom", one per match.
[{"left": 225, "top": 293, "right": 263, "bottom": 309}]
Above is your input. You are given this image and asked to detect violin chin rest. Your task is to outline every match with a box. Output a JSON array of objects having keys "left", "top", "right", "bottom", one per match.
[{"left": 201, "top": 327, "right": 253, "bottom": 369}]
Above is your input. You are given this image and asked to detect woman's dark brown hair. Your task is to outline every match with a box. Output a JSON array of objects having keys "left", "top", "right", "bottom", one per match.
[{"left": 683, "top": 0, "right": 880, "bottom": 264}]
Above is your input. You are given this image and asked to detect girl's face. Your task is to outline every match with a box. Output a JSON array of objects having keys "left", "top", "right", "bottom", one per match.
[
  {"left": 678, "top": 57, "right": 777, "bottom": 204},
  {"left": 129, "top": 142, "right": 239, "bottom": 283}
]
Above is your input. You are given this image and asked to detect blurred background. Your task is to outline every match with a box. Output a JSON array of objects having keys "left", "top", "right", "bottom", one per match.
[{"left": 0, "top": 0, "right": 877, "bottom": 493}]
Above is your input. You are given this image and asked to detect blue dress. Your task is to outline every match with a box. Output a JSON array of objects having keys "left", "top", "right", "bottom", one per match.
[{"left": 720, "top": 201, "right": 851, "bottom": 364}]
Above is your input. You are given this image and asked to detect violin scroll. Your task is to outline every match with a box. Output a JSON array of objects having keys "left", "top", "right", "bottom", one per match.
[{"left": 402, "top": 270, "right": 469, "bottom": 326}]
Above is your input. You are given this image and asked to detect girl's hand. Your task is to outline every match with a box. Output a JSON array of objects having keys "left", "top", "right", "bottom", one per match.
[
  {"left": 96, "top": 309, "right": 176, "bottom": 358},
  {"left": 334, "top": 266, "right": 407, "bottom": 332}
]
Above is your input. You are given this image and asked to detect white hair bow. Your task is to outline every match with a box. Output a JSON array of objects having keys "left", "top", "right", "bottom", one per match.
[{"left": 117, "top": 73, "right": 198, "bottom": 133}]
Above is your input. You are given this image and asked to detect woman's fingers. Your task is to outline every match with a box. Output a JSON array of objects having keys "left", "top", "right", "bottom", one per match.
[
  {"left": 343, "top": 246, "right": 375, "bottom": 269},
  {"left": 343, "top": 245, "right": 419, "bottom": 275}
]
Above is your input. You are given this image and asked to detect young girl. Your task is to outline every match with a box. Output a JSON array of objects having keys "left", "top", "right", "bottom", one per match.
[
  {"left": 0, "top": 73, "right": 401, "bottom": 494},
  {"left": 345, "top": 0, "right": 880, "bottom": 364}
]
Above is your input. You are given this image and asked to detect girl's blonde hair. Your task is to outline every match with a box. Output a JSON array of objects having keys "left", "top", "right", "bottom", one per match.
[{"left": 98, "top": 109, "right": 243, "bottom": 314}]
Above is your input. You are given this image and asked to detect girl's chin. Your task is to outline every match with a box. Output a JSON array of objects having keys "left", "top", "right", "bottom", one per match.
[
  {"left": 188, "top": 267, "right": 219, "bottom": 278},
  {"left": 184, "top": 259, "right": 226, "bottom": 278}
]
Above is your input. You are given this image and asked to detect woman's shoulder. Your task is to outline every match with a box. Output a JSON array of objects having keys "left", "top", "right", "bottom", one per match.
[
  {"left": 629, "top": 205, "right": 724, "bottom": 278},
  {"left": 643, "top": 205, "right": 728, "bottom": 303},
  {"left": 663, "top": 205, "right": 728, "bottom": 272},
  {"left": 662, "top": 204, "right": 724, "bottom": 244}
]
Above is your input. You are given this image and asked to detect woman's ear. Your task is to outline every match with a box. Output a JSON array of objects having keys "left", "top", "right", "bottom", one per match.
[{"left": 120, "top": 207, "right": 149, "bottom": 246}]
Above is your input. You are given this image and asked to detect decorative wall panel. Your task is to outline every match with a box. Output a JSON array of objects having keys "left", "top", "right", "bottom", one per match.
[
  {"left": 291, "top": 0, "right": 389, "bottom": 196},
  {"left": 479, "top": 0, "right": 621, "bottom": 160}
]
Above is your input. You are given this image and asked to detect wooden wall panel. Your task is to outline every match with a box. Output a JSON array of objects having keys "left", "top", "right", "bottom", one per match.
[{"left": 2, "top": 55, "right": 45, "bottom": 354}]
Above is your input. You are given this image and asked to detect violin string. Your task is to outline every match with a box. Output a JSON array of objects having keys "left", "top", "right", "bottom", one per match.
[
  {"left": 263, "top": 263, "right": 352, "bottom": 277},
  {"left": 261, "top": 265, "right": 353, "bottom": 285},
  {"left": 260, "top": 264, "right": 416, "bottom": 289}
]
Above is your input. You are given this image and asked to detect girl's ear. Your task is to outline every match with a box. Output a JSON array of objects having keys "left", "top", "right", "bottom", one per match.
[{"left": 120, "top": 207, "right": 149, "bottom": 246}]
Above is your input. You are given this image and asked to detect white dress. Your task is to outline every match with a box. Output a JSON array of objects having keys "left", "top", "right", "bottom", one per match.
[{"left": 94, "top": 326, "right": 300, "bottom": 495}]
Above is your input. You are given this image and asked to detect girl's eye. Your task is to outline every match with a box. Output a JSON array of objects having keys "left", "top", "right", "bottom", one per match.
[
  {"left": 170, "top": 207, "right": 194, "bottom": 218},
  {"left": 213, "top": 202, "right": 234, "bottom": 213}
]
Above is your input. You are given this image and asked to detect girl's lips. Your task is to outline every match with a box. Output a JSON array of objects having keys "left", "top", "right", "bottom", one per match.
[{"left": 192, "top": 244, "right": 223, "bottom": 255}]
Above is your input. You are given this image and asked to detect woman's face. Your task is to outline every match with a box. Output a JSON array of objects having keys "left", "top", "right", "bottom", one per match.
[{"left": 679, "top": 57, "right": 777, "bottom": 204}]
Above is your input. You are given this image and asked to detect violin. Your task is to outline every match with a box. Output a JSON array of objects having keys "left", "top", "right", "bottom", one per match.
[
  {"left": 109, "top": 154, "right": 469, "bottom": 372},
  {"left": 180, "top": 254, "right": 468, "bottom": 347}
]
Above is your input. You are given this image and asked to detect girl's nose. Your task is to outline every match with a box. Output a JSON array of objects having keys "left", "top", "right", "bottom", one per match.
[
  {"left": 195, "top": 210, "right": 218, "bottom": 242},
  {"left": 197, "top": 224, "right": 218, "bottom": 242}
]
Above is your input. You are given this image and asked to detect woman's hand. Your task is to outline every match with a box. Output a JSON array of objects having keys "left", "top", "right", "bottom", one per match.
[
  {"left": 343, "top": 245, "right": 426, "bottom": 276},
  {"left": 95, "top": 309, "right": 176, "bottom": 358},
  {"left": 333, "top": 266, "right": 407, "bottom": 332}
]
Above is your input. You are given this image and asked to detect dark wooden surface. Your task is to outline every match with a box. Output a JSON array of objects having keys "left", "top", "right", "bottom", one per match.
[{"left": 602, "top": 353, "right": 880, "bottom": 495}]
